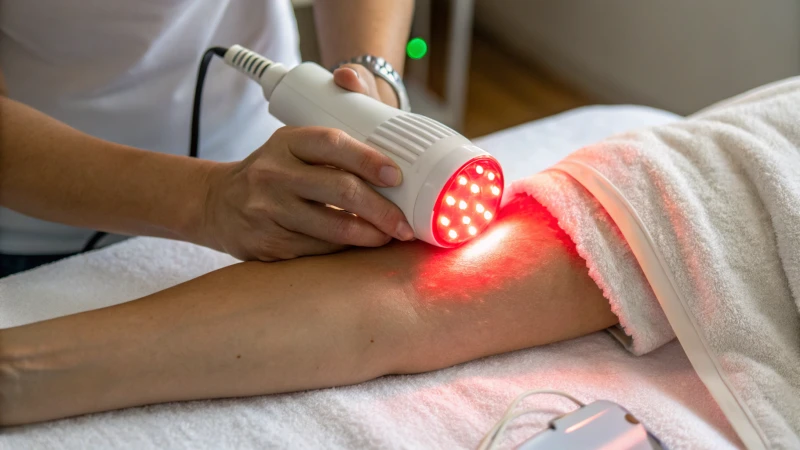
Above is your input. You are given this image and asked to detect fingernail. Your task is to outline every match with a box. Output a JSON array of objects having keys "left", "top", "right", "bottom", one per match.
[
  {"left": 346, "top": 67, "right": 359, "bottom": 78},
  {"left": 396, "top": 221, "right": 415, "bottom": 241},
  {"left": 379, "top": 165, "right": 402, "bottom": 186}
]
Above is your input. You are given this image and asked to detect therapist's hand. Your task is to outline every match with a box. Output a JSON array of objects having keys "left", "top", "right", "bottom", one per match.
[
  {"left": 200, "top": 126, "right": 414, "bottom": 261},
  {"left": 333, "top": 66, "right": 399, "bottom": 108}
]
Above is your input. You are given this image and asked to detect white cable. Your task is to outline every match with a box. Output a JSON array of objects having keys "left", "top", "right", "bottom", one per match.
[{"left": 477, "top": 389, "right": 585, "bottom": 450}]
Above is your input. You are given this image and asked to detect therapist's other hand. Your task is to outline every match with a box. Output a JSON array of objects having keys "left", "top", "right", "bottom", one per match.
[
  {"left": 333, "top": 65, "right": 399, "bottom": 108},
  {"left": 200, "top": 126, "right": 414, "bottom": 261}
]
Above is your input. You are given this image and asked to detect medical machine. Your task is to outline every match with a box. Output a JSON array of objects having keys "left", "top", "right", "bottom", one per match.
[
  {"left": 479, "top": 390, "right": 665, "bottom": 450},
  {"left": 200, "top": 45, "right": 505, "bottom": 248}
]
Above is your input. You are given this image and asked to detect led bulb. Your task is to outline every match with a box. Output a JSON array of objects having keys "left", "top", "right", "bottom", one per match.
[
  {"left": 458, "top": 200, "right": 468, "bottom": 210},
  {"left": 440, "top": 216, "right": 450, "bottom": 226},
  {"left": 446, "top": 196, "right": 456, "bottom": 206},
  {"left": 476, "top": 204, "right": 485, "bottom": 213},
  {"left": 470, "top": 184, "right": 480, "bottom": 194},
  {"left": 459, "top": 176, "right": 468, "bottom": 185},
  {"left": 462, "top": 216, "right": 471, "bottom": 225}
]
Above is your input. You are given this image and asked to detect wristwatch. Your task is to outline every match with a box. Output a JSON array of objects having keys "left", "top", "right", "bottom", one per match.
[{"left": 331, "top": 55, "right": 411, "bottom": 112}]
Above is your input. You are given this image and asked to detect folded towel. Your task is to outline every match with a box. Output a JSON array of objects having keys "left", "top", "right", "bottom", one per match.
[{"left": 511, "top": 78, "right": 800, "bottom": 448}]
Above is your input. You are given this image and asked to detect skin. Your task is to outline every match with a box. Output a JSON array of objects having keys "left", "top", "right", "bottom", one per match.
[
  {"left": 0, "top": 0, "right": 619, "bottom": 429},
  {"left": 0, "top": 194, "right": 618, "bottom": 426},
  {"left": 317, "top": 0, "right": 415, "bottom": 108},
  {"left": 0, "top": 0, "right": 416, "bottom": 261}
]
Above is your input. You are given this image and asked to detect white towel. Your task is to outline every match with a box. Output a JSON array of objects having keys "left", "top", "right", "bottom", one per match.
[
  {"left": 510, "top": 79, "right": 800, "bottom": 448},
  {"left": 0, "top": 240, "right": 740, "bottom": 449}
]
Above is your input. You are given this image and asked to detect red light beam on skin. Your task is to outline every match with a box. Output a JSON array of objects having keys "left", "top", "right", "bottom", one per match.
[
  {"left": 461, "top": 224, "right": 510, "bottom": 259},
  {"left": 414, "top": 194, "right": 579, "bottom": 304}
]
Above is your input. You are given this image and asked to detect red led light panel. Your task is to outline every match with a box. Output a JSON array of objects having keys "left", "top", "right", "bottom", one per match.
[{"left": 432, "top": 157, "right": 504, "bottom": 246}]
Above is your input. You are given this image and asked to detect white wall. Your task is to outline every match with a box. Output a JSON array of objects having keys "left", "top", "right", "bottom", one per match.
[{"left": 475, "top": 0, "right": 800, "bottom": 114}]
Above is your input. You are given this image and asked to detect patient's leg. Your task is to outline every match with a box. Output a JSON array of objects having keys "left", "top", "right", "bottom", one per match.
[{"left": 0, "top": 195, "right": 616, "bottom": 425}]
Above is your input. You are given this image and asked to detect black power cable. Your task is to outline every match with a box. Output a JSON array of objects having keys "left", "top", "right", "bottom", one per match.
[
  {"left": 82, "top": 46, "right": 228, "bottom": 253},
  {"left": 190, "top": 47, "right": 228, "bottom": 157}
]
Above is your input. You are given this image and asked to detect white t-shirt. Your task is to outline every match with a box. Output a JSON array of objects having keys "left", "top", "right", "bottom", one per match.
[{"left": 0, "top": 0, "right": 301, "bottom": 254}]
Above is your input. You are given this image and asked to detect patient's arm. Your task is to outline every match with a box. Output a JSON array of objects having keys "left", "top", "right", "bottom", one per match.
[{"left": 0, "top": 195, "right": 616, "bottom": 426}]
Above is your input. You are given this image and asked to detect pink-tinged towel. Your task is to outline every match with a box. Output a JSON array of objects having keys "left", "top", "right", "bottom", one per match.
[{"left": 510, "top": 78, "right": 800, "bottom": 449}]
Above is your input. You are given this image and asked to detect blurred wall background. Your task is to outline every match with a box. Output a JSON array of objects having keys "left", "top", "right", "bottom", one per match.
[
  {"left": 294, "top": 0, "right": 799, "bottom": 136},
  {"left": 474, "top": 0, "right": 800, "bottom": 114}
]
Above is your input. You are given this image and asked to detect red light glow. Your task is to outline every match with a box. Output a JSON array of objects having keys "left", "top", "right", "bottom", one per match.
[
  {"left": 432, "top": 157, "right": 504, "bottom": 246},
  {"left": 414, "top": 194, "right": 582, "bottom": 305},
  {"left": 460, "top": 224, "right": 509, "bottom": 259}
]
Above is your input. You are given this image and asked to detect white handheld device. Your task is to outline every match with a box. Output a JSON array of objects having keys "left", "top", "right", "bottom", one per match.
[
  {"left": 515, "top": 400, "right": 664, "bottom": 450},
  {"left": 221, "top": 45, "right": 505, "bottom": 247}
]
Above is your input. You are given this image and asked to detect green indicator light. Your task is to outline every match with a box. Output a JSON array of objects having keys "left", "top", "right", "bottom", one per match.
[{"left": 406, "top": 37, "right": 428, "bottom": 60}]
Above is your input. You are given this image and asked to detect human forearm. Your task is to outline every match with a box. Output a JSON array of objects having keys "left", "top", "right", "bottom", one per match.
[
  {"left": 0, "top": 97, "right": 216, "bottom": 242},
  {"left": 0, "top": 196, "right": 615, "bottom": 425},
  {"left": 314, "top": 0, "right": 413, "bottom": 69},
  {"left": 314, "top": 0, "right": 414, "bottom": 103},
  {"left": 0, "top": 253, "right": 414, "bottom": 425}
]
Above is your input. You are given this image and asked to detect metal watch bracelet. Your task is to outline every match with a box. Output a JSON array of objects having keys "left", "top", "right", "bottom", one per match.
[{"left": 331, "top": 55, "right": 411, "bottom": 112}]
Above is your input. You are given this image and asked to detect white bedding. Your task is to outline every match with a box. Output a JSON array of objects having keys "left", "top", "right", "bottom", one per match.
[{"left": 0, "top": 105, "right": 741, "bottom": 449}]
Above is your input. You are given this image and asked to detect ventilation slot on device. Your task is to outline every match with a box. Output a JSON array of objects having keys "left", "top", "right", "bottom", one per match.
[{"left": 367, "top": 113, "right": 457, "bottom": 163}]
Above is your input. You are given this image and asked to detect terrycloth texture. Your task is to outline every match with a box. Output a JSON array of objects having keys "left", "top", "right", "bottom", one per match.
[
  {"left": 506, "top": 171, "right": 674, "bottom": 355},
  {"left": 0, "top": 240, "right": 738, "bottom": 449},
  {"left": 510, "top": 79, "right": 800, "bottom": 448},
  {"left": 0, "top": 278, "right": 740, "bottom": 450},
  {"left": 0, "top": 106, "right": 742, "bottom": 449}
]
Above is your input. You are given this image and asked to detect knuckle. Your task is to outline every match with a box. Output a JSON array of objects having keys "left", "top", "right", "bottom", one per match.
[
  {"left": 273, "top": 125, "right": 294, "bottom": 139},
  {"left": 336, "top": 174, "right": 362, "bottom": 206},
  {"left": 248, "top": 158, "right": 292, "bottom": 186},
  {"left": 256, "top": 234, "right": 298, "bottom": 261},
  {"left": 244, "top": 164, "right": 264, "bottom": 185},
  {"left": 358, "top": 149, "right": 381, "bottom": 175},
  {"left": 374, "top": 202, "right": 402, "bottom": 228},
  {"left": 319, "top": 128, "right": 345, "bottom": 150},
  {"left": 332, "top": 217, "right": 358, "bottom": 243},
  {"left": 246, "top": 163, "right": 274, "bottom": 186}
]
